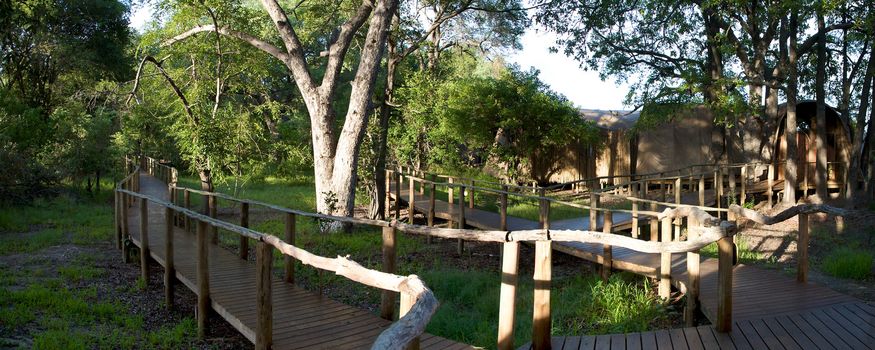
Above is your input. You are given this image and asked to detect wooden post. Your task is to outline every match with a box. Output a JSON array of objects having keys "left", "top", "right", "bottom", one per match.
[
  {"left": 728, "top": 168, "right": 737, "bottom": 205},
  {"left": 380, "top": 226, "right": 397, "bottom": 320},
  {"left": 457, "top": 185, "right": 466, "bottom": 255},
  {"left": 716, "top": 236, "right": 734, "bottom": 332},
  {"left": 419, "top": 172, "right": 425, "bottom": 195},
  {"left": 469, "top": 180, "right": 475, "bottom": 209},
  {"left": 240, "top": 203, "right": 250, "bottom": 260},
  {"left": 427, "top": 182, "right": 436, "bottom": 244},
  {"left": 717, "top": 170, "right": 724, "bottom": 211},
  {"left": 164, "top": 206, "right": 175, "bottom": 310},
  {"left": 804, "top": 162, "right": 810, "bottom": 198},
  {"left": 532, "top": 240, "right": 552, "bottom": 350},
  {"left": 589, "top": 192, "right": 599, "bottom": 230},
  {"left": 255, "top": 240, "right": 273, "bottom": 350},
  {"left": 385, "top": 170, "right": 392, "bottom": 218},
  {"left": 184, "top": 189, "right": 191, "bottom": 233},
  {"left": 408, "top": 176, "right": 415, "bottom": 223},
  {"left": 631, "top": 199, "right": 639, "bottom": 239},
  {"left": 698, "top": 175, "right": 705, "bottom": 206},
  {"left": 659, "top": 218, "right": 672, "bottom": 299},
  {"left": 539, "top": 189, "right": 549, "bottom": 229},
  {"left": 395, "top": 171, "right": 402, "bottom": 220},
  {"left": 284, "top": 213, "right": 296, "bottom": 284},
  {"left": 601, "top": 211, "right": 613, "bottom": 281},
  {"left": 121, "top": 191, "right": 130, "bottom": 262},
  {"left": 115, "top": 191, "right": 121, "bottom": 249},
  {"left": 740, "top": 165, "right": 747, "bottom": 205},
  {"left": 448, "top": 177, "right": 454, "bottom": 205},
  {"left": 140, "top": 197, "right": 150, "bottom": 285},
  {"left": 399, "top": 291, "right": 420, "bottom": 350},
  {"left": 661, "top": 181, "right": 666, "bottom": 202},
  {"left": 208, "top": 194, "right": 218, "bottom": 244},
  {"left": 797, "top": 213, "right": 809, "bottom": 283},
  {"left": 767, "top": 163, "right": 774, "bottom": 208},
  {"left": 685, "top": 217, "right": 700, "bottom": 327},
  {"left": 674, "top": 177, "right": 681, "bottom": 204},
  {"left": 196, "top": 220, "right": 210, "bottom": 338},
  {"left": 649, "top": 203, "right": 658, "bottom": 242},
  {"left": 500, "top": 185, "right": 508, "bottom": 231},
  {"left": 496, "top": 241, "right": 519, "bottom": 350}
]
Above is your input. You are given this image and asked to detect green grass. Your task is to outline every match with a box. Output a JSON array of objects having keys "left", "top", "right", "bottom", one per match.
[
  {"left": 423, "top": 270, "right": 666, "bottom": 347},
  {"left": 821, "top": 247, "right": 873, "bottom": 280},
  {"left": 700, "top": 235, "right": 763, "bottom": 264}
]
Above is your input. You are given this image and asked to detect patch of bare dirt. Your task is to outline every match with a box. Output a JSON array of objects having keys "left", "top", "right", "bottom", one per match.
[{"left": 0, "top": 243, "right": 251, "bottom": 349}]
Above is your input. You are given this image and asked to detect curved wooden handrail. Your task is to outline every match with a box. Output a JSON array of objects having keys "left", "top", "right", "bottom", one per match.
[{"left": 728, "top": 203, "right": 847, "bottom": 225}]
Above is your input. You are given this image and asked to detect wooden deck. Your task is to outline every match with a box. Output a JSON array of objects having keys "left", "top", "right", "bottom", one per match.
[
  {"left": 390, "top": 181, "right": 860, "bottom": 325},
  {"left": 127, "top": 172, "right": 472, "bottom": 349},
  {"left": 519, "top": 301, "right": 875, "bottom": 350}
]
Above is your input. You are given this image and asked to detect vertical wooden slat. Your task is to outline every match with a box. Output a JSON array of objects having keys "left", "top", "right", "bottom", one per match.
[
  {"left": 284, "top": 213, "right": 296, "bottom": 284},
  {"left": 797, "top": 213, "right": 809, "bottom": 283},
  {"left": 240, "top": 202, "right": 249, "bottom": 260},
  {"left": 469, "top": 180, "right": 475, "bottom": 209},
  {"left": 589, "top": 192, "right": 599, "bottom": 230},
  {"left": 395, "top": 171, "right": 401, "bottom": 220},
  {"left": 716, "top": 235, "right": 734, "bottom": 332},
  {"left": 767, "top": 163, "right": 774, "bottom": 208},
  {"left": 740, "top": 165, "right": 747, "bottom": 205},
  {"left": 540, "top": 189, "right": 549, "bottom": 230},
  {"left": 685, "top": 216, "right": 700, "bottom": 327},
  {"left": 385, "top": 170, "right": 391, "bottom": 218},
  {"left": 380, "top": 226, "right": 397, "bottom": 320},
  {"left": 674, "top": 177, "right": 681, "bottom": 204},
  {"left": 659, "top": 218, "right": 672, "bottom": 299},
  {"left": 649, "top": 202, "right": 658, "bottom": 242},
  {"left": 631, "top": 198, "right": 639, "bottom": 239},
  {"left": 699, "top": 175, "right": 705, "bottom": 206},
  {"left": 255, "top": 240, "right": 273, "bottom": 350},
  {"left": 399, "top": 292, "right": 420, "bottom": 350},
  {"left": 208, "top": 194, "right": 218, "bottom": 244},
  {"left": 458, "top": 185, "right": 466, "bottom": 255},
  {"left": 427, "top": 181, "right": 436, "bottom": 244},
  {"left": 140, "top": 197, "right": 150, "bottom": 285},
  {"left": 184, "top": 189, "right": 191, "bottom": 233},
  {"left": 532, "top": 240, "right": 552, "bottom": 350},
  {"left": 497, "top": 241, "right": 519, "bottom": 350},
  {"left": 408, "top": 176, "right": 415, "bottom": 223},
  {"left": 196, "top": 220, "right": 210, "bottom": 338},
  {"left": 164, "top": 206, "right": 174, "bottom": 310},
  {"left": 500, "top": 185, "right": 508, "bottom": 231},
  {"left": 602, "top": 211, "right": 613, "bottom": 281}
]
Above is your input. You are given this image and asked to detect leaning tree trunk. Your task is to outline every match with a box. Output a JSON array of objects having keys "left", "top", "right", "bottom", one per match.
[
  {"left": 813, "top": 10, "right": 829, "bottom": 201},
  {"left": 846, "top": 45, "right": 874, "bottom": 204},
  {"left": 784, "top": 10, "right": 799, "bottom": 205}
]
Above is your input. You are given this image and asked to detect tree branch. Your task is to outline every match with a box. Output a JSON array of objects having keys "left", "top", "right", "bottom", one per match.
[
  {"left": 321, "top": 0, "right": 376, "bottom": 96},
  {"left": 798, "top": 22, "right": 855, "bottom": 56},
  {"left": 128, "top": 56, "right": 197, "bottom": 124},
  {"left": 164, "top": 25, "right": 288, "bottom": 64}
]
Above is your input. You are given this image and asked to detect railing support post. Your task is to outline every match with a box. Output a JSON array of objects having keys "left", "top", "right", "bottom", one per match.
[
  {"left": 767, "top": 163, "right": 775, "bottom": 209},
  {"left": 408, "top": 176, "right": 416, "bottom": 223},
  {"left": 395, "top": 171, "right": 402, "bottom": 220},
  {"left": 602, "top": 211, "right": 613, "bottom": 281},
  {"left": 716, "top": 235, "right": 734, "bottom": 332},
  {"left": 531, "top": 240, "right": 552, "bottom": 350},
  {"left": 240, "top": 203, "right": 249, "bottom": 259},
  {"left": 255, "top": 240, "right": 273, "bottom": 350},
  {"left": 208, "top": 194, "right": 218, "bottom": 244},
  {"left": 196, "top": 220, "right": 210, "bottom": 338},
  {"left": 497, "top": 241, "right": 519, "bottom": 350},
  {"left": 500, "top": 186, "right": 508, "bottom": 231},
  {"left": 427, "top": 181, "right": 436, "bottom": 244},
  {"left": 380, "top": 226, "right": 397, "bottom": 320},
  {"left": 685, "top": 218, "right": 700, "bottom": 327},
  {"left": 115, "top": 191, "right": 122, "bottom": 249},
  {"left": 659, "top": 218, "right": 672, "bottom": 299},
  {"left": 589, "top": 192, "right": 599, "bottom": 230},
  {"left": 284, "top": 213, "right": 296, "bottom": 284},
  {"left": 457, "top": 185, "right": 466, "bottom": 255},
  {"left": 140, "top": 197, "right": 150, "bottom": 285},
  {"left": 797, "top": 213, "right": 809, "bottom": 283},
  {"left": 184, "top": 189, "right": 191, "bottom": 233},
  {"left": 399, "top": 291, "right": 420, "bottom": 350},
  {"left": 164, "top": 206, "right": 175, "bottom": 310}
]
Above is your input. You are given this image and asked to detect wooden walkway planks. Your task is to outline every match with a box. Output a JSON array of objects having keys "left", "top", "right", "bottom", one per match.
[
  {"left": 390, "top": 181, "right": 861, "bottom": 326},
  {"left": 126, "top": 172, "right": 472, "bottom": 349},
  {"left": 518, "top": 302, "right": 875, "bottom": 350}
]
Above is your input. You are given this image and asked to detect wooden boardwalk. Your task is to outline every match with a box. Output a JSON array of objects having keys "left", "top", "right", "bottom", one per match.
[
  {"left": 520, "top": 301, "right": 875, "bottom": 350},
  {"left": 127, "top": 172, "right": 472, "bottom": 349},
  {"left": 389, "top": 181, "right": 860, "bottom": 324}
]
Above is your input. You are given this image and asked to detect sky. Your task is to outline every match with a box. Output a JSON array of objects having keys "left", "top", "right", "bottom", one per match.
[{"left": 128, "top": 6, "right": 630, "bottom": 111}]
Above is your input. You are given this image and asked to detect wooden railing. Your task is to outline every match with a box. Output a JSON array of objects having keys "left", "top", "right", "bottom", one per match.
[
  {"left": 115, "top": 157, "right": 437, "bottom": 350},
  {"left": 118, "top": 156, "right": 847, "bottom": 350}
]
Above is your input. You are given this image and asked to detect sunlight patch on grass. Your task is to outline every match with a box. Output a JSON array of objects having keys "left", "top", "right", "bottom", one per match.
[{"left": 821, "top": 247, "right": 873, "bottom": 280}]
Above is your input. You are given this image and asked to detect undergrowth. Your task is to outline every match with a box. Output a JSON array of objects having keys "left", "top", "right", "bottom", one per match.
[{"left": 821, "top": 247, "right": 873, "bottom": 280}]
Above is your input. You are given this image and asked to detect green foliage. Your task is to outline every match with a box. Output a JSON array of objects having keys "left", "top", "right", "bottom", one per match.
[
  {"left": 393, "top": 57, "right": 600, "bottom": 181},
  {"left": 700, "top": 235, "right": 762, "bottom": 264},
  {"left": 821, "top": 247, "right": 873, "bottom": 280}
]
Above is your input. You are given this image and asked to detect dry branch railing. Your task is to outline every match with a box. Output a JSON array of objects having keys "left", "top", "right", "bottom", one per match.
[
  {"left": 120, "top": 156, "right": 848, "bottom": 350},
  {"left": 115, "top": 157, "right": 436, "bottom": 350}
]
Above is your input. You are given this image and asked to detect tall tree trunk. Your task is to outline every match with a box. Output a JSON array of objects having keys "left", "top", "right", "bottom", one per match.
[
  {"left": 813, "top": 9, "right": 829, "bottom": 201},
  {"left": 368, "top": 35, "right": 400, "bottom": 220},
  {"left": 784, "top": 10, "right": 799, "bottom": 204},
  {"left": 847, "top": 47, "right": 874, "bottom": 204}
]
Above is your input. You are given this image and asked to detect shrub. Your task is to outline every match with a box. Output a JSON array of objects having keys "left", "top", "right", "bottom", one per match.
[{"left": 821, "top": 247, "right": 873, "bottom": 280}]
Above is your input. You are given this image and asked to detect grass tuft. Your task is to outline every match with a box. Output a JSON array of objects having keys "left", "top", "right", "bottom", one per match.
[{"left": 821, "top": 247, "right": 873, "bottom": 280}]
